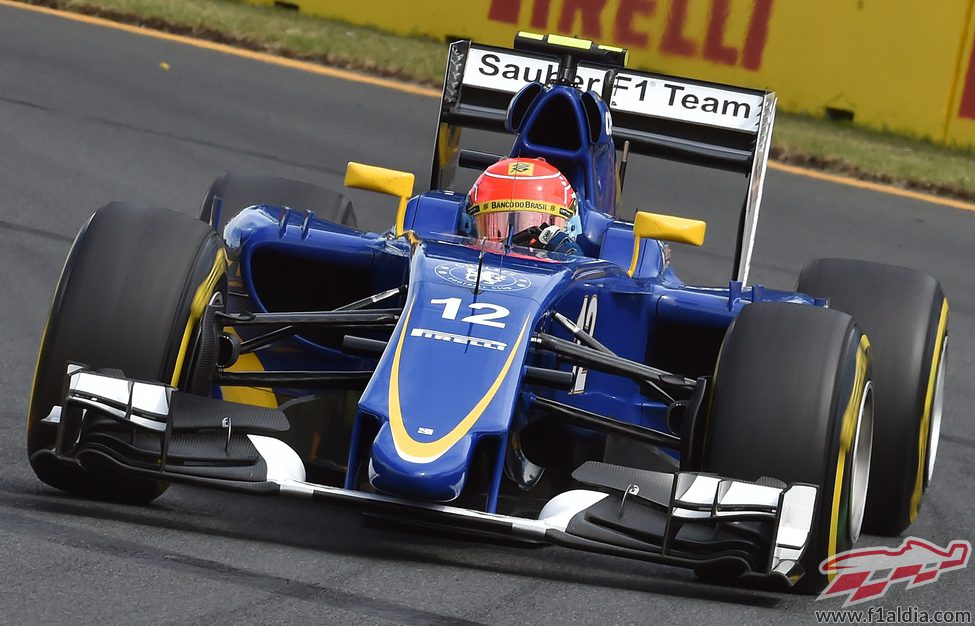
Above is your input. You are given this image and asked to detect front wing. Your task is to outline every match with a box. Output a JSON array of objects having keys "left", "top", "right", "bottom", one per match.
[{"left": 35, "top": 367, "right": 818, "bottom": 585}]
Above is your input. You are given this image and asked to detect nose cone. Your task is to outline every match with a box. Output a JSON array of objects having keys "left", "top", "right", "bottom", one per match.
[
  {"left": 368, "top": 422, "right": 473, "bottom": 501},
  {"left": 353, "top": 240, "right": 576, "bottom": 504}
]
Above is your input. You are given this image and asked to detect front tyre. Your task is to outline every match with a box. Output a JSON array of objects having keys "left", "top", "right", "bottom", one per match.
[
  {"left": 699, "top": 302, "right": 873, "bottom": 593},
  {"left": 28, "top": 202, "right": 227, "bottom": 504}
]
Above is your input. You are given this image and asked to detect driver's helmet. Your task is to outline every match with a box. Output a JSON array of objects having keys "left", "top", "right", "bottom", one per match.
[{"left": 465, "top": 157, "right": 577, "bottom": 242}]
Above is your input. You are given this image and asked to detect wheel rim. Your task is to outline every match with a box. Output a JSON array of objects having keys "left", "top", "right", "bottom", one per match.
[
  {"left": 848, "top": 381, "right": 874, "bottom": 544},
  {"left": 926, "top": 336, "right": 948, "bottom": 483}
]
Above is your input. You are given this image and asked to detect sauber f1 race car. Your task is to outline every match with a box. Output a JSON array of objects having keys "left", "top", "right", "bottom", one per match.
[{"left": 27, "top": 33, "right": 949, "bottom": 593}]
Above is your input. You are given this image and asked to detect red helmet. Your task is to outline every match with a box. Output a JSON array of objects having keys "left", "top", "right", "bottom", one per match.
[{"left": 466, "top": 158, "right": 577, "bottom": 242}]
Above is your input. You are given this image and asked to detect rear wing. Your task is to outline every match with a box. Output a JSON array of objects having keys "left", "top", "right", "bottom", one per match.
[{"left": 430, "top": 35, "right": 776, "bottom": 285}]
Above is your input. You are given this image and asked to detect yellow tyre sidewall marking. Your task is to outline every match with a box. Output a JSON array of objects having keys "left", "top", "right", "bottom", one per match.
[
  {"left": 171, "top": 247, "right": 227, "bottom": 386},
  {"left": 910, "top": 299, "right": 950, "bottom": 521},
  {"left": 172, "top": 250, "right": 279, "bottom": 420},
  {"left": 827, "top": 334, "right": 870, "bottom": 578}
]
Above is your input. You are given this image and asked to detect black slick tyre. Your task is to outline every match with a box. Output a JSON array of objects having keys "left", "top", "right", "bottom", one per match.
[
  {"left": 797, "top": 258, "right": 948, "bottom": 536},
  {"left": 700, "top": 302, "right": 873, "bottom": 593},
  {"left": 27, "top": 202, "right": 227, "bottom": 504},
  {"left": 200, "top": 172, "right": 357, "bottom": 233}
]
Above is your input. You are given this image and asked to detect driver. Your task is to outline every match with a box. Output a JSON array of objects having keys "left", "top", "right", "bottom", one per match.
[{"left": 464, "top": 157, "right": 582, "bottom": 255}]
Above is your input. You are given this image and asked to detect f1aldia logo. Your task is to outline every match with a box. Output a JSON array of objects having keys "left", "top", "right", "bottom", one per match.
[{"left": 818, "top": 537, "right": 970, "bottom": 607}]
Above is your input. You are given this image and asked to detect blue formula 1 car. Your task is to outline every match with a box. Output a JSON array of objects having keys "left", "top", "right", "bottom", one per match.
[{"left": 27, "top": 33, "right": 949, "bottom": 593}]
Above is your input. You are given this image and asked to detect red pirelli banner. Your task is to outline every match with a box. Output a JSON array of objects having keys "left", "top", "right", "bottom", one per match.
[
  {"left": 486, "top": 0, "right": 773, "bottom": 70},
  {"left": 249, "top": 0, "right": 975, "bottom": 147}
]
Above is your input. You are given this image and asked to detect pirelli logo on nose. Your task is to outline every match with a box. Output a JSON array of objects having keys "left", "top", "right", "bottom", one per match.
[{"left": 508, "top": 162, "right": 534, "bottom": 175}]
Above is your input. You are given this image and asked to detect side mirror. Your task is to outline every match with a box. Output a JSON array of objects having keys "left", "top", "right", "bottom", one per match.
[
  {"left": 345, "top": 162, "right": 415, "bottom": 236},
  {"left": 629, "top": 210, "right": 706, "bottom": 276}
]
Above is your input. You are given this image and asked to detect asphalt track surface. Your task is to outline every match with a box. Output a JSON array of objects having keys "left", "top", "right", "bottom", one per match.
[{"left": 1, "top": 5, "right": 974, "bottom": 625}]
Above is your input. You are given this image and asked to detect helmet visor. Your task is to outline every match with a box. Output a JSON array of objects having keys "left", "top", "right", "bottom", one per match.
[
  {"left": 474, "top": 210, "right": 567, "bottom": 242},
  {"left": 469, "top": 199, "right": 575, "bottom": 242}
]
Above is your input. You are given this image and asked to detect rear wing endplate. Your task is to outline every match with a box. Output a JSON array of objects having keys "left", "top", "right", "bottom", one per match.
[{"left": 431, "top": 39, "right": 776, "bottom": 285}]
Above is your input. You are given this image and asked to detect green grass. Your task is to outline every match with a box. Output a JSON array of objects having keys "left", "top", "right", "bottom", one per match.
[
  {"left": 772, "top": 115, "right": 975, "bottom": 197},
  {"left": 21, "top": 0, "right": 975, "bottom": 201},
  {"left": 47, "top": 0, "right": 449, "bottom": 83}
]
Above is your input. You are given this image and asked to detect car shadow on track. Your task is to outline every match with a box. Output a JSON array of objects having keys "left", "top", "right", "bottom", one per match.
[{"left": 4, "top": 485, "right": 784, "bottom": 609}]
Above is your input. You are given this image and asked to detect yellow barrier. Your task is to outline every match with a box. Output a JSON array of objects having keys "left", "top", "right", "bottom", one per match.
[{"left": 248, "top": 0, "right": 975, "bottom": 147}]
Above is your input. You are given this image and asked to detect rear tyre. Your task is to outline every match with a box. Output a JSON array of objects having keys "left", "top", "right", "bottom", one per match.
[
  {"left": 200, "top": 172, "right": 357, "bottom": 233},
  {"left": 27, "top": 202, "right": 227, "bottom": 504},
  {"left": 699, "top": 302, "right": 873, "bottom": 593},
  {"left": 798, "top": 258, "right": 948, "bottom": 536}
]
